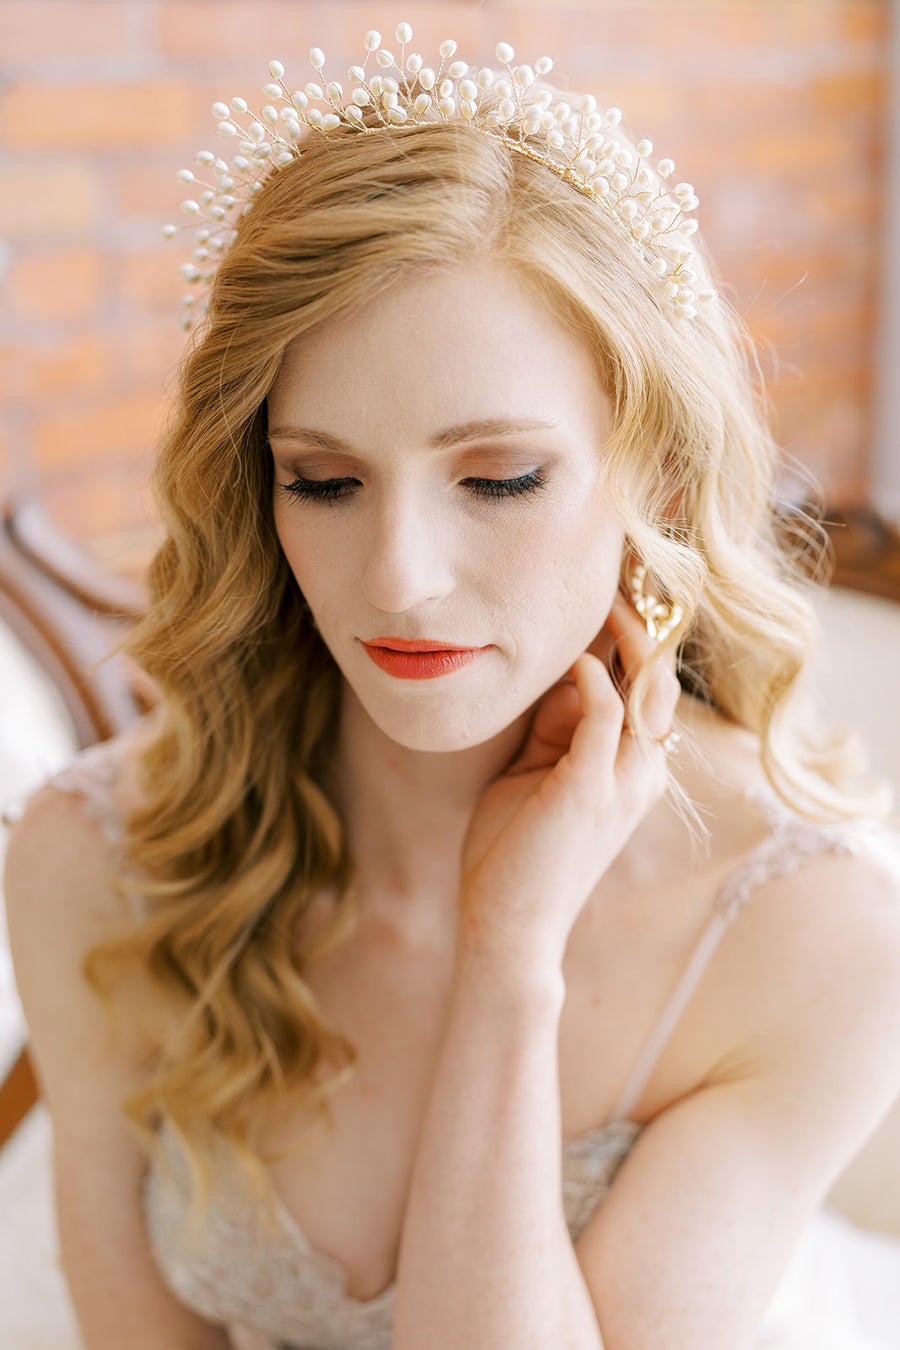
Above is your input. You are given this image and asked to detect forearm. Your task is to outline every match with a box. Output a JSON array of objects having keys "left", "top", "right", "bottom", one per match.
[{"left": 393, "top": 950, "right": 604, "bottom": 1350}]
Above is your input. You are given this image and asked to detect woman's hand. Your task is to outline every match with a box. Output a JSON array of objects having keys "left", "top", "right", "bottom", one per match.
[{"left": 458, "top": 589, "right": 681, "bottom": 970}]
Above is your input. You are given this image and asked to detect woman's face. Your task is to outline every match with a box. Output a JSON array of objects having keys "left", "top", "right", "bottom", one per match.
[{"left": 268, "top": 258, "right": 625, "bottom": 753}]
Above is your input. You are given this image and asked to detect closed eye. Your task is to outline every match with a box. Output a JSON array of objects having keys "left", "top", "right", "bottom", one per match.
[{"left": 277, "top": 469, "right": 547, "bottom": 506}]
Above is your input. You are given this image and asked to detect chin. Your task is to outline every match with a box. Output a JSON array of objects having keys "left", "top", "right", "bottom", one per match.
[{"left": 354, "top": 686, "right": 528, "bottom": 755}]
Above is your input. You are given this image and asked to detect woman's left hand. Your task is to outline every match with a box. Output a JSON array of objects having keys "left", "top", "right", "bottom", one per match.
[{"left": 458, "top": 590, "right": 681, "bottom": 971}]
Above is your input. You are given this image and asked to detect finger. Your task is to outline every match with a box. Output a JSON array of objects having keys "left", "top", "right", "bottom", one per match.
[
  {"left": 561, "top": 651, "right": 626, "bottom": 772},
  {"left": 508, "top": 677, "right": 584, "bottom": 776}
]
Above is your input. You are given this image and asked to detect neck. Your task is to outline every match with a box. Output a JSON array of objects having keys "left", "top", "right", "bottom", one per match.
[{"left": 328, "top": 684, "right": 530, "bottom": 924}]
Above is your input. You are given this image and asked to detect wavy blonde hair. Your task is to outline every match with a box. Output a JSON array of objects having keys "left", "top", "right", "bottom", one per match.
[{"left": 87, "top": 115, "right": 883, "bottom": 1181}]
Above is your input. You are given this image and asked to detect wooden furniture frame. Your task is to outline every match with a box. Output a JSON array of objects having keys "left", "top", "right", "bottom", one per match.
[{"left": 0, "top": 495, "right": 148, "bottom": 1147}]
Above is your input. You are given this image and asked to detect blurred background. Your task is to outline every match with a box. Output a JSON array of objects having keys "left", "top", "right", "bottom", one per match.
[{"left": 0, "top": 0, "right": 898, "bottom": 575}]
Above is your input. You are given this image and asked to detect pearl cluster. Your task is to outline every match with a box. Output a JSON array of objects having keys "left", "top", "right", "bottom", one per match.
[
  {"left": 164, "top": 22, "right": 716, "bottom": 330},
  {"left": 627, "top": 562, "right": 684, "bottom": 642}
]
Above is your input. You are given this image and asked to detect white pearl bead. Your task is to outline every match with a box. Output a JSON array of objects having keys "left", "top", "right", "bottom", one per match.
[
  {"left": 161, "top": 223, "right": 176, "bottom": 238},
  {"left": 322, "top": 113, "right": 341, "bottom": 129},
  {"left": 309, "top": 48, "right": 325, "bottom": 68},
  {"left": 459, "top": 79, "right": 477, "bottom": 100},
  {"left": 195, "top": 150, "right": 215, "bottom": 165},
  {"left": 349, "top": 65, "right": 366, "bottom": 81},
  {"left": 263, "top": 83, "right": 281, "bottom": 99},
  {"left": 305, "top": 82, "right": 323, "bottom": 100},
  {"left": 414, "top": 93, "right": 432, "bottom": 114},
  {"left": 211, "top": 102, "right": 230, "bottom": 119},
  {"left": 439, "top": 40, "right": 457, "bottom": 58},
  {"left": 407, "top": 54, "right": 423, "bottom": 74},
  {"left": 261, "top": 106, "right": 277, "bottom": 124},
  {"left": 327, "top": 81, "right": 343, "bottom": 100},
  {"left": 376, "top": 49, "right": 394, "bottom": 68},
  {"left": 495, "top": 41, "right": 514, "bottom": 63},
  {"left": 477, "top": 67, "right": 494, "bottom": 89},
  {"left": 231, "top": 97, "right": 248, "bottom": 113},
  {"left": 216, "top": 122, "right": 236, "bottom": 138},
  {"left": 636, "top": 138, "right": 653, "bottom": 157},
  {"left": 268, "top": 60, "right": 285, "bottom": 79},
  {"left": 395, "top": 22, "right": 413, "bottom": 43},
  {"left": 345, "top": 104, "right": 364, "bottom": 123},
  {"left": 388, "top": 106, "right": 408, "bottom": 123},
  {"left": 535, "top": 56, "right": 553, "bottom": 75},
  {"left": 364, "top": 30, "right": 382, "bottom": 52},
  {"left": 352, "top": 87, "right": 370, "bottom": 106},
  {"left": 176, "top": 168, "right": 194, "bottom": 183},
  {"left": 605, "top": 107, "right": 622, "bottom": 127},
  {"left": 438, "top": 96, "right": 456, "bottom": 116}
]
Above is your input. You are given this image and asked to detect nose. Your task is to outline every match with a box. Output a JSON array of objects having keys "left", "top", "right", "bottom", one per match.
[{"left": 361, "top": 488, "right": 456, "bottom": 614}]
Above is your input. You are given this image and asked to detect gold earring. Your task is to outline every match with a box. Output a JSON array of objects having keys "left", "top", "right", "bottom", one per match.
[{"left": 627, "top": 561, "right": 683, "bottom": 642}]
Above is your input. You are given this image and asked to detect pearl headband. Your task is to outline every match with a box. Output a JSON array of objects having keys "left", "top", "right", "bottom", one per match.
[{"left": 164, "top": 21, "right": 716, "bottom": 330}]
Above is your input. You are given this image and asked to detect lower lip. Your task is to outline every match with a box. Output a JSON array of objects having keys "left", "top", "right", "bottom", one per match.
[{"left": 361, "top": 644, "right": 490, "bottom": 680}]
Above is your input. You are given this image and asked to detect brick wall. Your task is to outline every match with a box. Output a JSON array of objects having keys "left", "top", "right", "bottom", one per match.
[{"left": 0, "top": 0, "right": 891, "bottom": 563}]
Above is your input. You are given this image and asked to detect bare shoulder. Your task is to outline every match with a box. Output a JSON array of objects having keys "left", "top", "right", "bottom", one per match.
[
  {"left": 4, "top": 723, "right": 160, "bottom": 1106},
  {"left": 705, "top": 821, "right": 900, "bottom": 1144}
]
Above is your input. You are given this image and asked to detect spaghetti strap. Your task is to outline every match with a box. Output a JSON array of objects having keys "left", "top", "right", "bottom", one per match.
[{"left": 607, "top": 791, "right": 864, "bottom": 1124}]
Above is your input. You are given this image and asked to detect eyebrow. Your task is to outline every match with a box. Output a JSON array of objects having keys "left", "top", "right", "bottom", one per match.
[{"left": 267, "top": 417, "right": 560, "bottom": 454}]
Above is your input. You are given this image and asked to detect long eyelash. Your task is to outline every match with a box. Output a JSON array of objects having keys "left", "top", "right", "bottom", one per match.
[
  {"left": 465, "top": 469, "right": 547, "bottom": 499},
  {"left": 277, "top": 468, "right": 547, "bottom": 506},
  {"left": 278, "top": 477, "right": 359, "bottom": 504}
]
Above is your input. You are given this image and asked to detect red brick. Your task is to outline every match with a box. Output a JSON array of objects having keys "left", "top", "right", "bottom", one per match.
[
  {"left": 0, "top": 165, "right": 98, "bottom": 236},
  {"left": 117, "top": 163, "right": 189, "bottom": 220},
  {"left": 10, "top": 249, "right": 104, "bottom": 321},
  {"left": 0, "top": 347, "right": 35, "bottom": 401},
  {"left": 35, "top": 393, "right": 165, "bottom": 468},
  {"left": 158, "top": 0, "right": 332, "bottom": 60},
  {"left": 2, "top": 82, "right": 193, "bottom": 150},
  {"left": 32, "top": 336, "right": 109, "bottom": 395},
  {"left": 116, "top": 246, "right": 183, "bottom": 312},
  {"left": 118, "top": 323, "right": 186, "bottom": 384},
  {"left": 842, "top": 1, "right": 889, "bottom": 45},
  {"left": 0, "top": 1, "right": 131, "bottom": 61},
  {"left": 813, "top": 72, "right": 888, "bottom": 116}
]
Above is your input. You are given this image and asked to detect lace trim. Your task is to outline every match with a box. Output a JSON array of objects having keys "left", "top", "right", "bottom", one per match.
[{"left": 144, "top": 1117, "right": 641, "bottom": 1347}]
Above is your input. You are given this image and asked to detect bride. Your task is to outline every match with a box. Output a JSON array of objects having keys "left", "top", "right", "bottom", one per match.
[{"left": 6, "top": 23, "right": 900, "bottom": 1350}]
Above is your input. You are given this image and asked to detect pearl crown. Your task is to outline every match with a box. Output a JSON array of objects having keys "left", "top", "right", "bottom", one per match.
[{"left": 164, "top": 22, "right": 716, "bottom": 330}]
